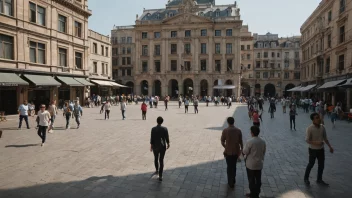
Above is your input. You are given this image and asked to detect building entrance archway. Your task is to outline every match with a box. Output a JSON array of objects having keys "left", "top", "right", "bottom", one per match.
[
  {"left": 241, "top": 82, "right": 251, "bottom": 97},
  {"left": 225, "top": 80, "right": 233, "bottom": 96},
  {"left": 255, "top": 84, "right": 261, "bottom": 97},
  {"left": 183, "top": 78, "right": 193, "bottom": 97},
  {"left": 153, "top": 80, "right": 161, "bottom": 96},
  {"left": 140, "top": 80, "right": 148, "bottom": 96},
  {"left": 200, "top": 79, "right": 208, "bottom": 97},
  {"left": 284, "top": 83, "right": 295, "bottom": 97},
  {"left": 264, "top": 83, "right": 276, "bottom": 97},
  {"left": 168, "top": 79, "right": 178, "bottom": 98}
]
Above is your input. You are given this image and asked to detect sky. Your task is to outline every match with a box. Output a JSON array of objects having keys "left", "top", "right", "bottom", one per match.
[{"left": 88, "top": 0, "right": 321, "bottom": 37}]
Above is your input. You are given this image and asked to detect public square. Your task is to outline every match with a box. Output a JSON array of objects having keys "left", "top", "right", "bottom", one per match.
[{"left": 0, "top": 102, "right": 351, "bottom": 198}]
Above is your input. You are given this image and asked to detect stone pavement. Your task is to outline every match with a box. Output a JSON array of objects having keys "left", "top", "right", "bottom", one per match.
[{"left": 0, "top": 102, "right": 352, "bottom": 198}]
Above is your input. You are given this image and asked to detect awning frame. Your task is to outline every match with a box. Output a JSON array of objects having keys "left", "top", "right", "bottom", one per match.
[{"left": 213, "top": 85, "right": 236, "bottom": 89}]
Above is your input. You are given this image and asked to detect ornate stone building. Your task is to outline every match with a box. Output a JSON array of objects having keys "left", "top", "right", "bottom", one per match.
[
  {"left": 111, "top": 0, "right": 242, "bottom": 98},
  {"left": 300, "top": 0, "right": 352, "bottom": 110},
  {"left": 239, "top": 25, "right": 254, "bottom": 96}
]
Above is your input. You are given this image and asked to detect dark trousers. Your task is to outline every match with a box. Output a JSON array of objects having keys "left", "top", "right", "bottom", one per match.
[
  {"left": 37, "top": 126, "right": 47, "bottom": 143},
  {"left": 179, "top": 101, "right": 181, "bottom": 108},
  {"left": 105, "top": 110, "right": 110, "bottom": 119},
  {"left": 165, "top": 102, "right": 168, "bottom": 110},
  {"left": 194, "top": 105, "right": 198, "bottom": 113},
  {"left": 304, "top": 148, "right": 325, "bottom": 181},
  {"left": 246, "top": 168, "right": 262, "bottom": 198},
  {"left": 206, "top": 101, "right": 209, "bottom": 106},
  {"left": 65, "top": 113, "right": 71, "bottom": 128},
  {"left": 185, "top": 105, "right": 189, "bottom": 113},
  {"left": 122, "top": 110, "right": 126, "bottom": 119},
  {"left": 225, "top": 155, "right": 238, "bottom": 186},
  {"left": 142, "top": 111, "right": 146, "bottom": 120},
  {"left": 19, "top": 115, "right": 29, "bottom": 128},
  {"left": 153, "top": 147, "right": 166, "bottom": 177},
  {"left": 290, "top": 116, "right": 296, "bottom": 129}
]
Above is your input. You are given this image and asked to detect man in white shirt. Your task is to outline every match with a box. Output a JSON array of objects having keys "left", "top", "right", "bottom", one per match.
[
  {"left": 120, "top": 100, "right": 127, "bottom": 120},
  {"left": 47, "top": 100, "right": 57, "bottom": 133},
  {"left": 228, "top": 97, "right": 232, "bottom": 109},
  {"left": 18, "top": 100, "right": 30, "bottom": 129},
  {"left": 37, "top": 104, "right": 51, "bottom": 147}
]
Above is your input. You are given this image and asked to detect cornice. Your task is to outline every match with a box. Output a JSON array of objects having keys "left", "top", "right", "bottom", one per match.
[{"left": 52, "top": 0, "right": 92, "bottom": 17}]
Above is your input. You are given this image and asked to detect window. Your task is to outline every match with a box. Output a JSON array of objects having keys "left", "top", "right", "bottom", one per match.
[
  {"left": 75, "top": 21, "right": 82, "bottom": 37},
  {"left": 215, "top": 30, "right": 221, "bottom": 36},
  {"left": 93, "top": 62, "right": 97, "bottom": 73},
  {"left": 127, "top": 37, "right": 132, "bottom": 43},
  {"left": 154, "top": 32, "right": 161, "bottom": 38},
  {"left": 247, "top": 54, "right": 250, "bottom": 60},
  {"left": 270, "top": 71, "right": 274, "bottom": 78},
  {"left": 215, "top": 10, "right": 220, "bottom": 17},
  {"left": 171, "top": 44, "right": 177, "bottom": 54},
  {"left": 263, "top": 72, "right": 268, "bottom": 78},
  {"left": 29, "top": 2, "right": 46, "bottom": 26},
  {"left": 340, "top": 0, "right": 345, "bottom": 13},
  {"left": 200, "top": 60, "right": 206, "bottom": 71},
  {"left": 294, "top": 72, "right": 300, "bottom": 80},
  {"left": 246, "top": 64, "right": 250, "bottom": 69},
  {"left": 184, "top": 61, "right": 191, "bottom": 71},
  {"left": 184, "top": 43, "right": 191, "bottom": 54},
  {"left": 101, "top": 63, "right": 105, "bottom": 74},
  {"left": 255, "top": 72, "right": 260, "bottom": 78},
  {"left": 30, "top": 41, "right": 45, "bottom": 64},
  {"left": 93, "top": 43, "right": 97, "bottom": 53},
  {"left": 264, "top": 52, "right": 268, "bottom": 58},
  {"left": 226, "top": 29, "right": 232, "bottom": 36},
  {"left": 285, "top": 52, "right": 289, "bottom": 58},
  {"left": 122, "top": 69, "right": 125, "bottom": 76},
  {"left": 277, "top": 53, "right": 280, "bottom": 58},
  {"left": 294, "top": 52, "right": 299, "bottom": 59},
  {"left": 271, "top": 52, "right": 275, "bottom": 58},
  {"left": 328, "top": 11, "right": 332, "bottom": 22},
  {"left": 121, "top": 37, "right": 126, "bottom": 43},
  {"left": 112, "top": 58, "right": 118, "bottom": 66},
  {"left": 241, "top": 45, "right": 244, "bottom": 50},
  {"left": 75, "top": 52, "right": 82, "bottom": 69},
  {"left": 284, "top": 72, "right": 289, "bottom": 79},
  {"left": 201, "top": 29, "right": 207, "bottom": 36},
  {"left": 155, "top": 61, "right": 161, "bottom": 72},
  {"left": 339, "top": 26, "right": 345, "bottom": 43},
  {"left": 226, "top": 43, "right": 232, "bottom": 54},
  {"left": 247, "top": 45, "right": 250, "bottom": 50},
  {"left": 142, "top": 61, "right": 148, "bottom": 72},
  {"left": 171, "top": 60, "right": 177, "bottom": 71},
  {"left": 127, "top": 47, "right": 131, "bottom": 54},
  {"left": 327, "top": 34, "right": 332, "bottom": 47},
  {"left": 0, "top": 0, "right": 13, "bottom": 16},
  {"left": 154, "top": 45, "right": 160, "bottom": 55},
  {"left": 278, "top": 63, "right": 281, "bottom": 68},
  {"left": 127, "top": 57, "right": 131, "bottom": 65},
  {"left": 142, "top": 45, "right": 148, "bottom": 56},
  {"left": 338, "top": 54, "right": 345, "bottom": 70},
  {"left": 185, "top": 30, "right": 191, "bottom": 37},
  {"left": 0, "top": 34, "right": 13, "bottom": 60},
  {"left": 325, "top": 57, "right": 330, "bottom": 73},
  {"left": 122, "top": 57, "right": 126, "bottom": 65},
  {"left": 227, "top": 59, "right": 232, "bottom": 71},
  {"left": 142, "top": 32, "right": 148, "bottom": 39},
  {"left": 278, "top": 72, "right": 281, "bottom": 78},
  {"left": 215, "top": 60, "right": 221, "bottom": 72},
  {"left": 171, "top": 31, "right": 177, "bottom": 38},
  {"left": 122, "top": 47, "right": 126, "bottom": 54},
  {"left": 257, "top": 53, "right": 261, "bottom": 58},
  {"left": 264, "top": 61, "right": 268, "bottom": 68},
  {"left": 256, "top": 61, "right": 260, "bottom": 68},
  {"left": 58, "top": 14, "right": 67, "bottom": 33},
  {"left": 215, "top": 43, "right": 220, "bottom": 54},
  {"left": 101, "top": 45, "right": 104, "bottom": 55},
  {"left": 201, "top": 43, "right": 206, "bottom": 54},
  {"left": 58, "top": 48, "right": 67, "bottom": 66},
  {"left": 105, "top": 47, "right": 108, "bottom": 57},
  {"left": 127, "top": 68, "right": 131, "bottom": 76}
]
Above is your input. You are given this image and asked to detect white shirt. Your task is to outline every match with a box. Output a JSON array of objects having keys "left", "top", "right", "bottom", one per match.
[
  {"left": 120, "top": 102, "right": 126, "bottom": 110},
  {"left": 104, "top": 103, "right": 111, "bottom": 110},
  {"left": 37, "top": 110, "right": 51, "bottom": 126},
  {"left": 228, "top": 98, "right": 232, "bottom": 102},
  {"left": 18, "top": 104, "right": 29, "bottom": 116}
]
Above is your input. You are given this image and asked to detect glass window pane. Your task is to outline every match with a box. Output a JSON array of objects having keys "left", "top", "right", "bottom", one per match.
[
  {"left": 37, "top": 6, "right": 45, "bottom": 26},
  {"left": 38, "top": 49, "right": 45, "bottom": 64},
  {"left": 30, "top": 48, "right": 36, "bottom": 62},
  {"left": 4, "top": 0, "right": 12, "bottom": 16}
]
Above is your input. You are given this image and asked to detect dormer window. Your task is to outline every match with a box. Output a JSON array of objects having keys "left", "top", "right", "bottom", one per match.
[
  {"left": 199, "top": 12, "right": 204, "bottom": 16},
  {"left": 227, "top": 8, "right": 232, "bottom": 16},
  {"left": 215, "top": 9, "right": 220, "bottom": 17},
  {"left": 169, "top": 12, "right": 174, "bottom": 17},
  {"left": 156, "top": 13, "right": 160, "bottom": 20}
]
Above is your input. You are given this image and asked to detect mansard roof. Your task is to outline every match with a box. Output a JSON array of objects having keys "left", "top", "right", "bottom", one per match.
[{"left": 167, "top": 0, "right": 215, "bottom": 6}]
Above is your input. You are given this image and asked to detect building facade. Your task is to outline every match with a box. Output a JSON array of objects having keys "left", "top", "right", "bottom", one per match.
[
  {"left": 87, "top": 29, "right": 112, "bottom": 96},
  {"left": 239, "top": 25, "right": 254, "bottom": 96},
  {"left": 112, "top": 0, "right": 242, "bottom": 98},
  {"left": 0, "top": 0, "right": 92, "bottom": 113},
  {"left": 300, "top": 0, "right": 352, "bottom": 110},
  {"left": 241, "top": 32, "right": 301, "bottom": 97}
]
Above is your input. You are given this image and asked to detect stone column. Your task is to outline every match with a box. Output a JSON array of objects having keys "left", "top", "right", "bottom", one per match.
[
  {"left": 221, "top": 37, "right": 226, "bottom": 74},
  {"left": 135, "top": 84, "right": 141, "bottom": 95},
  {"left": 178, "top": 84, "right": 183, "bottom": 97},
  {"left": 208, "top": 35, "right": 213, "bottom": 73},
  {"left": 148, "top": 83, "right": 153, "bottom": 96},
  {"left": 162, "top": 85, "right": 168, "bottom": 97},
  {"left": 251, "top": 83, "right": 255, "bottom": 96}
]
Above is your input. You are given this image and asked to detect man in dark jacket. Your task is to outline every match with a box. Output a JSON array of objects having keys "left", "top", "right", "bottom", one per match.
[{"left": 150, "top": 116, "right": 170, "bottom": 181}]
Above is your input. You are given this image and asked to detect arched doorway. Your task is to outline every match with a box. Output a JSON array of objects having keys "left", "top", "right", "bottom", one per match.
[
  {"left": 264, "top": 83, "right": 276, "bottom": 97},
  {"left": 284, "top": 83, "right": 295, "bottom": 97},
  {"left": 225, "top": 80, "right": 233, "bottom": 96},
  {"left": 183, "top": 78, "right": 193, "bottom": 97},
  {"left": 255, "top": 84, "right": 261, "bottom": 97},
  {"left": 140, "top": 80, "right": 148, "bottom": 96},
  {"left": 124, "top": 81, "right": 134, "bottom": 95},
  {"left": 213, "top": 80, "right": 219, "bottom": 96},
  {"left": 153, "top": 80, "right": 161, "bottom": 96},
  {"left": 200, "top": 79, "right": 208, "bottom": 97},
  {"left": 241, "top": 82, "right": 250, "bottom": 97},
  {"left": 168, "top": 79, "right": 178, "bottom": 98}
]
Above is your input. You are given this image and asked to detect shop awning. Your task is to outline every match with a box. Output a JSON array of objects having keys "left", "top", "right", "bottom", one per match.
[
  {"left": 339, "top": 78, "right": 352, "bottom": 87},
  {"left": 56, "top": 76, "right": 84, "bottom": 86},
  {"left": 91, "top": 80, "right": 112, "bottom": 86},
  {"left": 0, "top": 72, "right": 29, "bottom": 86},
  {"left": 109, "top": 82, "right": 128, "bottom": 88},
  {"left": 23, "top": 74, "right": 61, "bottom": 86},
  {"left": 213, "top": 85, "right": 236, "bottom": 89},
  {"left": 318, "top": 80, "right": 346, "bottom": 89},
  {"left": 74, "top": 78, "right": 94, "bottom": 86},
  {"left": 287, "top": 86, "right": 301, "bottom": 92},
  {"left": 300, "top": 84, "right": 317, "bottom": 92}
]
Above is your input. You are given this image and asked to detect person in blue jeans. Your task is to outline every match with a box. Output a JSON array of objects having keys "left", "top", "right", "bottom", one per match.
[
  {"left": 18, "top": 100, "right": 30, "bottom": 129},
  {"left": 63, "top": 102, "right": 72, "bottom": 129}
]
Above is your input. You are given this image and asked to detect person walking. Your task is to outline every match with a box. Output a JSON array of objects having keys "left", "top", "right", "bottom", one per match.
[
  {"left": 47, "top": 100, "right": 57, "bottom": 133},
  {"left": 164, "top": 96, "right": 169, "bottom": 111},
  {"left": 104, "top": 101, "right": 111, "bottom": 120},
  {"left": 141, "top": 101, "right": 147, "bottom": 120},
  {"left": 150, "top": 116, "right": 170, "bottom": 181},
  {"left": 121, "top": 100, "right": 127, "bottom": 120},
  {"left": 63, "top": 102, "right": 72, "bottom": 129},
  {"left": 178, "top": 96, "right": 182, "bottom": 108},
  {"left": 73, "top": 101, "right": 83, "bottom": 128},
  {"left": 228, "top": 97, "right": 232, "bottom": 109},
  {"left": 243, "top": 126, "right": 266, "bottom": 198},
  {"left": 221, "top": 117, "right": 243, "bottom": 188},
  {"left": 282, "top": 98, "right": 287, "bottom": 113},
  {"left": 184, "top": 97, "right": 189, "bottom": 113},
  {"left": 289, "top": 106, "right": 297, "bottom": 130},
  {"left": 36, "top": 104, "right": 51, "bottom": 147},
  {"left": 194, "top": 97, "right": 199, "bottom": 114},
  {"left": 18, "top": 100, "right": 30, "bottom": 129},
  {"left": 252, "top": 110, "right": 260, "bottom": 127},
  {"left": 304, "top": 113, "right": 334, "bottom": 186},
  {"left": 331, "top": 103, "right": 341, "bottom": 128}
]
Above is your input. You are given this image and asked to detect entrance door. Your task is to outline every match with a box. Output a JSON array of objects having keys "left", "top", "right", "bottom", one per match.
[
  {"left": 0, "top": 89, "right": 17, "bottom": 115},
  {"left": 28, "top": 90, "right": 50, "bottom": 112}
]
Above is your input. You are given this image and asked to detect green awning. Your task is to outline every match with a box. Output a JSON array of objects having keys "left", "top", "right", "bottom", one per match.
[
  {"left": 74, "top": 78, "right": 94, "bottom": 86},
  {"left": 0, "top": 72, "right": 29, "bottom": 86},
  {"left": 56, "top": 76, "right": 83, "bottom": 86},
  {"left": 24, "top": 74, "right": 61, "bottom": 86}
]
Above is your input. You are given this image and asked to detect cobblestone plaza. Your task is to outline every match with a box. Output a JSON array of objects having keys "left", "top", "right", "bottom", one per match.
[{"left": 0, "top": 102, "right": 352, "bottom": 198}]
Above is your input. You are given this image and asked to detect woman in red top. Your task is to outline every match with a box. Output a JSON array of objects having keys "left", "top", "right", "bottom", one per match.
[
  {"left": 252, "top": 110, "right": 260, "bottom": 127},
  {"left": 141, "top": 101, "right": 148, "bottom": 120}
]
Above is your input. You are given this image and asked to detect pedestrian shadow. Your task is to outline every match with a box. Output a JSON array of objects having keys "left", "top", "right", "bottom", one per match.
[
  {"left": 5, "top": 144, "right": 39, "bottom": 148},
  {"left": 0, "top": 127, "right": 21, "bottom": 131},
  {"left": 204, "top": 126, "right": 226, "bottom": 131}
]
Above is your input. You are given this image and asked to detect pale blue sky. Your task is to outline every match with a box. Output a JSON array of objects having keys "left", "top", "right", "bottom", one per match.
[{"left": 88, "top": 0, "right": 321, "bottom": 37}]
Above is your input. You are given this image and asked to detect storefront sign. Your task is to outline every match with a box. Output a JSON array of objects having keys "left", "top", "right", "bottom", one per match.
[{"left": 0, "top": 83, "right": 18, "bottom": 86}]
